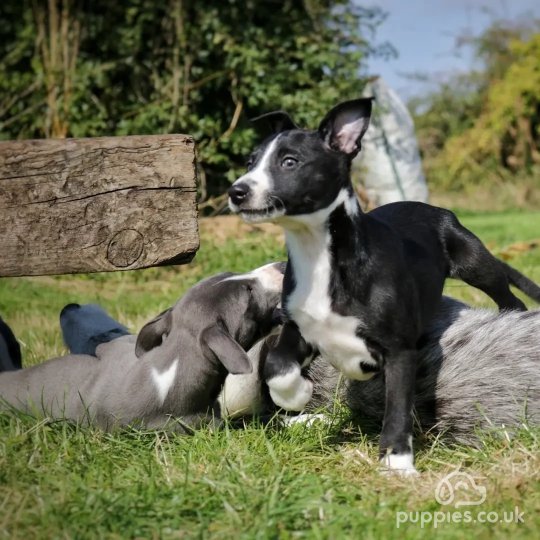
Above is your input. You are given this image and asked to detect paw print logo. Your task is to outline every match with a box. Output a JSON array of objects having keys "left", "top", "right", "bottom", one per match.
[{"left": 435, "top": 471, "right": 487, "bottom": 507}]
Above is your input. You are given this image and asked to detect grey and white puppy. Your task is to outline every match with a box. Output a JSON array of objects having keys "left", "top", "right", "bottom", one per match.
[
  {"left": 0, "top": 263, "right": 284, "bottom": 432},
  {"left": 221, "top": 297, "right": 540, "bottom": 444}
]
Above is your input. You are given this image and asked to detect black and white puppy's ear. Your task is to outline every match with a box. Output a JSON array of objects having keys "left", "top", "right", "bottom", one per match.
[
  {"left": 135, "top": 308, "right": 173, "bottom": 357},
  {"left": 201, "top": 325, "right": 253, "bottom": 375},
  {"left": 318, "top": 98, "right": 373, "bottom": 156},
  {"left": 250, "top": 110, "right": 298, "bottom": 137}
]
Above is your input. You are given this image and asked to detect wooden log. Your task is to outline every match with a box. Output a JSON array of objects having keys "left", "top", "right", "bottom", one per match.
[{"left": 0, "top": 135, "right": 199, "bottom": 277}]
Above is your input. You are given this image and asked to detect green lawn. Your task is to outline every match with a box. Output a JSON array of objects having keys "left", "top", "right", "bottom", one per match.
[{"left": 0, "top": 210, "right": 539, "bottom": 539}]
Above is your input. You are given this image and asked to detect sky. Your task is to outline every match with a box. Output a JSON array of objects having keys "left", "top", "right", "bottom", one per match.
[{"left": 364, "top": 0, "right": 540, "bottom": 99}]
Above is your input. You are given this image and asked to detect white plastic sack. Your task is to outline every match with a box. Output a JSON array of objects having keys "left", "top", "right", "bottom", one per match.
[{"left": 353, "top": 78, "right": 429, "bottom": 206}]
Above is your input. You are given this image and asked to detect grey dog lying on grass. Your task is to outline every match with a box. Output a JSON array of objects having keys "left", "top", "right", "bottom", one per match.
[{"left": 0, "top": 263, "right": 284, "bottom": 431}]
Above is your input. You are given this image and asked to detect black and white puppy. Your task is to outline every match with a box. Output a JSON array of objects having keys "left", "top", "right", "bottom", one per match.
[{"left": 228, "top": 99, "right": 540, "bottom": 474}]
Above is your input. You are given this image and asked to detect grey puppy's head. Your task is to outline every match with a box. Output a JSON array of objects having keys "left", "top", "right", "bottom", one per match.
[{"left": 135, "top": 262, "right": 285, "bottom": 376}]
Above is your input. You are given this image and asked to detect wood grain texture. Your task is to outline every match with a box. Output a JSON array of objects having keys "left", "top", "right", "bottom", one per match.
[{"left": 0, "top": 135, "right": 199, "bottom": 277}]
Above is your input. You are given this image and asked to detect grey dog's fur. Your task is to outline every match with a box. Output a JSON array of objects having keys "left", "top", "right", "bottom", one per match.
[
  {"left": 0, "top": 264, "right": 283, "bottom": 431},
  {"left": 222, "top": 297, "right": 539, "bottom": 444}
]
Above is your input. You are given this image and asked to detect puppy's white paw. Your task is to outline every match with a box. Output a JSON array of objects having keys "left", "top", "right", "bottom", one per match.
[
  {"left": 380, "top": 453, "right": 419, "bottom": 477},
  {"left": 267, "top": 367, "right": 313, "bottom": 411}
]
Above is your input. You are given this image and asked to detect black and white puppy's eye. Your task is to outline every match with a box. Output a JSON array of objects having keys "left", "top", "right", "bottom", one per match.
[
  {"left": 281, "top": 156, "right": 298, "bottom": 169},
  {"left": 246, "top": 157, "right": 254, "bottom": 170}
]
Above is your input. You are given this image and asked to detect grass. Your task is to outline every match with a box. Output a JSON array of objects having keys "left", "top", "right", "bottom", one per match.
[{"left": 1, "top": 210, "right": 539, "bottom": 539}]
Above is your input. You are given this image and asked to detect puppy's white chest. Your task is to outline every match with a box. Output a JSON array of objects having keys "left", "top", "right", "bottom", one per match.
[
  {"left": 286, "top": 233, "right": 377, "bottom": 380},
  {"left": 294, "top": 307, "right": 376, "bottom": 380}
]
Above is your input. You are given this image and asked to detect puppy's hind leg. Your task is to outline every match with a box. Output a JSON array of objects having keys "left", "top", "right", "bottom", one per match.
[{"left": 443, "top": 224, "right": 527, "bottom": 311}]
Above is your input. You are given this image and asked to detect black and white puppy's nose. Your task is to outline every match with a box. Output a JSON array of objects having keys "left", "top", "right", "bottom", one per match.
[{"left": 228, "top": 182, "right": 250, "bottom": 206}]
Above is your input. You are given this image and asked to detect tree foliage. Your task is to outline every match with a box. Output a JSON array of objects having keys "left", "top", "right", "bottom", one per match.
[
  {"left": 0, "top": 0, "right": 386, "bottom": 197},
  {"left": 410, "top": 20, "right": 540, "bottom": 192}
]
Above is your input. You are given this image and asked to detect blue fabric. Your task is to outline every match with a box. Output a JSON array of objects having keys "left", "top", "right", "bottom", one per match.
[{"left": 60, "top": 304, "right": 130, "bottom": 356}]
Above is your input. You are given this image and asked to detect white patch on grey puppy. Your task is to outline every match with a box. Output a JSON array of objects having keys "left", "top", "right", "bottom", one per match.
[
  {"left": 151, "top": 359, "right": 179, "bottom": 405},
  {"left": 218, "top": 342, "right": 263, "bottom": 418},
  {"left": 218, "top": 372, "right": 263, "bottom": 418},
  {"left": 223, "top": 262, "right": 283, "bottom": 293}
]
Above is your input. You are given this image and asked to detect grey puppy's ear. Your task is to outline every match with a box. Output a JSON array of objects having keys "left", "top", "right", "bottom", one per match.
[
  {"left": 135, "top": 308, "right": 173, "bottom": 357},
  {"left": 250, "top": 110, "right": 298, "bottom": 137},
  {"left": 318, "top": 98, "right": 373, "bottom": 156},
  {"left": 200, "top": 325, "right": 253, "bottom": 375}
]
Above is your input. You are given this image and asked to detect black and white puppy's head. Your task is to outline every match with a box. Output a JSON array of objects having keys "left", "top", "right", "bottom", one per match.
[
  {"left": 135, "top": 262, "right": 285, "bottom": 375},
  {"left": 228, "top": 99, "right": 373, "bottom": 223}
]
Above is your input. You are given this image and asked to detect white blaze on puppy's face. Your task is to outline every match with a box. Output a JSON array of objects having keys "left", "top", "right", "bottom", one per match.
[{"left": 229, "top": 136, "right": 284, "bottom": 221}]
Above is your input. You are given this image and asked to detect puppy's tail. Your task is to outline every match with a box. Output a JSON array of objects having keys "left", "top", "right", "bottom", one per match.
[{"left": 502, "top": 261, "right": 540, "bottom": 303}]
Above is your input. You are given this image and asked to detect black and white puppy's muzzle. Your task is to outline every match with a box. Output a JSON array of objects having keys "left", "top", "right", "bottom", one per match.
[{"left": 228, "top": 137, "right": 286, "bottom": 223}]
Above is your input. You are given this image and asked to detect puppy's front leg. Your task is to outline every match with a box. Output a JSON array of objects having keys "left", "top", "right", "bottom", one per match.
[
  {"left": 380, "top": 349, "right": 418, "bottom": 476},
  {"left": 264, "top": 321, "right": 314, "bottom": 411}
]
